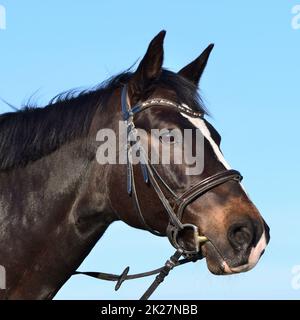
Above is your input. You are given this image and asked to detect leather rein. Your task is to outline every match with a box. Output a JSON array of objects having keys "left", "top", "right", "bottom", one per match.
[{"left": 74, "top": 85, "right": 243, "bottom": 299}]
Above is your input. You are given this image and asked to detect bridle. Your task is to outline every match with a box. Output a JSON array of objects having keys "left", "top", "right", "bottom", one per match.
[
  {"left": 121, "top": 84, "right": 243, "bottom": 256},
  {"left": 74, "top": 85, "right": 243, "bottom": 299}
]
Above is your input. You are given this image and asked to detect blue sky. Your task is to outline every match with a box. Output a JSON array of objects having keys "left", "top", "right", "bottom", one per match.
[{"left": 0, "top": 1, "right": 299, "bottom": 299}]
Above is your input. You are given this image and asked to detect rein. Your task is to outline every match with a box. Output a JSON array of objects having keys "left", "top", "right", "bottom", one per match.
[
  {"left": 73, "top": 85, "right": 243, "bottom": 299},
  {"left": 74, "top": 249, "right": 196, "bottom": 300}
]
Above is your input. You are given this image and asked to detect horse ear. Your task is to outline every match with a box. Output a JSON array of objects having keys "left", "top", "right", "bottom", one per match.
[
  {"left": 130, "top": 30, "right": 166, "bottom": 97},
  {"left": 178, "top": 44, "right": 214, "bottom": 86}
]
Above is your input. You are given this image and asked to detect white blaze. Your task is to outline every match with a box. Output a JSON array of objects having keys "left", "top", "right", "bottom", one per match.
[
  {"left": 182, "top": 114, "right": 267, "bottom": 272},
  {"left": 182, "top": 114, "right": 249, "bottom": 194},
  {"left": 181, "top": 115, "right": 231, "bottom": 169}
]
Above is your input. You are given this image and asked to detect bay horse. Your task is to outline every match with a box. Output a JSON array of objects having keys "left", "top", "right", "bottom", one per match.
[{"left": 0, "top": 31, "right": 269, "bottom": 300}]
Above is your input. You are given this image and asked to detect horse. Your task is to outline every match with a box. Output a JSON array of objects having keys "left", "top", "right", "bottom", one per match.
[{"left": 0, "top": 30, "right": 270, "bottom": 300}]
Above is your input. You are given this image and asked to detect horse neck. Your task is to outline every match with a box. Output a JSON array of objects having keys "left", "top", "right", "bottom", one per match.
[{"left": 0, "top": 119, "right": 117, "bottom": 299}]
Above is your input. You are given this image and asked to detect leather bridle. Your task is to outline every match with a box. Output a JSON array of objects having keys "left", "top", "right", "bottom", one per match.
[
  {"left": 74, "top": 85, "right": 243, "bottom": 300},
  {"left": 121, "top": 84, "right": 243, "bottom": 256}
]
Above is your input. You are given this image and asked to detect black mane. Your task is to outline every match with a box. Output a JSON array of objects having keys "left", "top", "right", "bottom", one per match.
[{"left": 0, "top": 70, "right": 207, "bottom": 171}]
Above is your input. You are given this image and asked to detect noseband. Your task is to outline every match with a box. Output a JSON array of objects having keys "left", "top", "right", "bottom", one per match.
[
  {"left": 121, "top": 84, "right": 243, "bottom": 256},
  {"left": 74, "top": 85, "right": 243, "bottom": 299}
]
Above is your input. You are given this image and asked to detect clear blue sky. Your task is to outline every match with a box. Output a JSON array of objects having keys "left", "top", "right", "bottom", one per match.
[{"left": 0, "top": 1, "right": 299, "bottom": 299}]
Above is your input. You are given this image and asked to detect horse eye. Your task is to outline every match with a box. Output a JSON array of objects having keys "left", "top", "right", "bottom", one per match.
[{"left": 159, "top": 130, "right": 178, "bottom": 144}]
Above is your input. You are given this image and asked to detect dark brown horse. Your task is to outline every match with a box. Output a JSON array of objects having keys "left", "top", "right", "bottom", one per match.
[{"left": 0, "top": 31, "right": 269, "bottom": 299}]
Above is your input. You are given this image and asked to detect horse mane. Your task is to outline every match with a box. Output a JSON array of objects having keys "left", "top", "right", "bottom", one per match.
[{"left": 0, "top": 69, "right": 207, "bottom": 171}]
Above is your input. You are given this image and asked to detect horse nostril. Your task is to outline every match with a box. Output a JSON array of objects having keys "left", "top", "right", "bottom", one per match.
[{"left": 228, "top": 224, "right": 253, "bottom": 250}]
